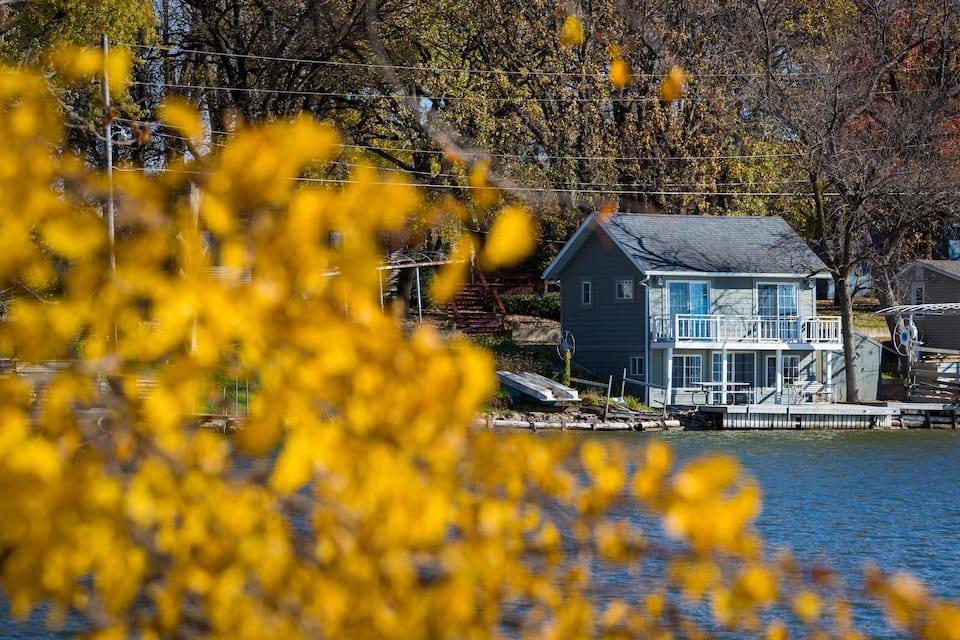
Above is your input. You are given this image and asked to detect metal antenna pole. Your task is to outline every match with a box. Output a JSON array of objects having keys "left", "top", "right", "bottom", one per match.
[{"left": 101, "top": 34, "right": 116, "bottom": 273}]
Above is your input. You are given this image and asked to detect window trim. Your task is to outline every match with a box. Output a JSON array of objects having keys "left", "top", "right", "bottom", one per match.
[
  {"left": 756, "top": 282, "right": 800, "bottom": 317},
  {"left": 712, "top": 352, "right": 756, "bottom": 385},
  {"left": 615, "top": 277, "right": 634, "bottom": 302},
  {"left": 581, "top": 279, "right": 593, "bottom": 306},
  {"left": 671, "top": 354, "right": 702, "bottom": 389},
  {"left": 629, "top": 355, "right": 645, "bottom": 378},
  {"left": 765, "top": 354, "right": 801, "bottom": 387},
  {"left": 667, "top": 280, "right": 711, "bottom": 315},
  {"left": 912, "top": 282, "right": 925, "bottom": 319}
]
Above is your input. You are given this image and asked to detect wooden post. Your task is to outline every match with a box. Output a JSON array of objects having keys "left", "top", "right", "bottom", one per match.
[{"left": 603, "top": 374, "right": 612, "bottom": 422}]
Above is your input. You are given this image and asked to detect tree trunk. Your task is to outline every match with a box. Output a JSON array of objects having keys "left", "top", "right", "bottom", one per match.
[{"left": 834, "top": 272, "right": 860, "bottom": 403}]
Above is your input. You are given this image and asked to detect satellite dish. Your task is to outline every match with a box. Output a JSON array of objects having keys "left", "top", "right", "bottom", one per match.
[{"left": 557, "top": 330, "right": 576, "bottom": 360}]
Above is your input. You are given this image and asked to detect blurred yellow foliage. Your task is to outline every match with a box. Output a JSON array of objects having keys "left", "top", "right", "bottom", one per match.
[
  {"left": 0, "top": 56, "right": 955, "bottom": 639},
  {"left": 660, "top": 66, "right": 685, "bottom": 101},
  {"left": 560, "top": 15, "right": 585, "bottom": 47},
  {"left": 610, "top": 56, "right": 631, "bottom": 88}
]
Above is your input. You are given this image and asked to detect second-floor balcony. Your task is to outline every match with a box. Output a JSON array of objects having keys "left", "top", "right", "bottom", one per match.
[{"left": 652, "top": 314, "right": 842, "bottom": 347}]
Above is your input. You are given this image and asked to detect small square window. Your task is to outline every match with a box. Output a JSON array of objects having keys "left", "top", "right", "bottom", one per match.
[
  {"left": 629, "top": 356, "right": 644, "bottom": 378},
  {"left": 616, "top": 279, "right": 634, "bottom": 300}
]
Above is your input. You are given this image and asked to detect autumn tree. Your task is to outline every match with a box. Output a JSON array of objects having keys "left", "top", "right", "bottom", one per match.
[
  {"left": 2, "top": 23, "right": 960, "bottom": 640},
  {"left": 0, "top": 0, "right": 157, "bottom": 163},
  {"left": 733, "top": 0, "right": 960, "bottom": 401}
]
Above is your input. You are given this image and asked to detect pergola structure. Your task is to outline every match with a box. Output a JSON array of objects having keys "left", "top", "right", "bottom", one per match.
[{"left": 376, "top": 251, "right": 459, "bottom": 323}]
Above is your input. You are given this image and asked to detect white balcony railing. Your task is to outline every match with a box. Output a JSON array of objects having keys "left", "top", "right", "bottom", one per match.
[{"left": 652, "top": 314, "right": 842, "bottom": 345}]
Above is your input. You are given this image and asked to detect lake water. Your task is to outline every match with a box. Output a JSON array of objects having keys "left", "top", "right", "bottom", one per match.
[
  {"left": 2, "top": 429, "right": 958, "bottom": 637},
  {"left": 599, "top": 429, "right": 960, "bottom": 637}
]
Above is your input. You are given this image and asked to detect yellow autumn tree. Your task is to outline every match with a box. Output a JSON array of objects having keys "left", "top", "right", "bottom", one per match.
[{"left": 0, "top": 47, "right": 959, "bottom": 640}]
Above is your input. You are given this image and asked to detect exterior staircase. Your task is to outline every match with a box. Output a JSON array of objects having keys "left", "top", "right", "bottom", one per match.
[{"left": 447, "top": 270, "right": 508, "bottom": 335}]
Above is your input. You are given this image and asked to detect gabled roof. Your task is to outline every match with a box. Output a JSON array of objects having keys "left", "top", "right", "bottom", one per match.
[
  {"left": 897, "top": 259, "right": 960, "bottom": 283},
  {"left": 543, "top": 213, "right": 827, "bottom": 279}
]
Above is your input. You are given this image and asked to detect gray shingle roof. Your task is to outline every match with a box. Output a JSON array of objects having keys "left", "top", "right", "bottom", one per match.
[
  {"left": 917, "top": 259, "right": 960, "bottom": 281},
  {"left": 603, "top": 213, "right": 826, "bottom": 275}
]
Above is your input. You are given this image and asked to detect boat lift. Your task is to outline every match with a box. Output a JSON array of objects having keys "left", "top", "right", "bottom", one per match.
[{"left": 875, "top": 303, "right": 960, "bottom": 364}]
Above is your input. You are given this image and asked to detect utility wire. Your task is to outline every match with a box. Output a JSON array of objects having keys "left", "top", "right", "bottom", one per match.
[
  {"left": 114, "top": 116, "right": 804, "bottom": 163},
  {"left": 131, "top": 79, "right": 681, "bottom": 104},
  {"left": 111, "top": 165, "right": 831, "bottom": 197},
  {"left": 118, "top": 41, "right": 944, "bottom": 81}
]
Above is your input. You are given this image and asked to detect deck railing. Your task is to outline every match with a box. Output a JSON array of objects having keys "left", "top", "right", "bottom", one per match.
[{"left": 652, "top": 314, "right": 842, "bottom": 345}]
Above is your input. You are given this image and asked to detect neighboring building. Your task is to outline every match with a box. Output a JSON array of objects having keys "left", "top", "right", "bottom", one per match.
[
  {"left": 832, "top": 332, "right": 882, "bottom": 402},
  {"left": 542, "top": 213, "right": 844, "bottom": 407},
  {"left": 896, "top": 260, "right": 960, "bottom": 352}
]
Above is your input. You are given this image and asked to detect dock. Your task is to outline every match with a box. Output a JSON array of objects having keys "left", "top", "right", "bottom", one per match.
[{"left": 695, "top": 402, "right": 959, "bottom": 430}]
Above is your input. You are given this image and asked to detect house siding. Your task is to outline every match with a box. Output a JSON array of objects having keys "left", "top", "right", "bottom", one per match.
[
  {"left": 559, "top": 227, "right": 646, "bottom": 377},
  {"left": 545, "top": 214, "right": 852, "bottom": 407},
  {"left": 648, "top": 276, "right": 815, "bottom": 318},
  {"left": 647, "top": 349, "right": 834, "bottom": 407},
  {"left": 908, "top": 265, "right": 960, "bottom": 351}
]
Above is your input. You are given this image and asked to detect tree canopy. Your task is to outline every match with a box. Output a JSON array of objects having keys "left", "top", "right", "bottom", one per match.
[{"left": 2, "top": 3, "right": 960, "bottom": 636}]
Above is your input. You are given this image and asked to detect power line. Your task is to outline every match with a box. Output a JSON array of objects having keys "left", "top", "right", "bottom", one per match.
[
  {"left": 111, "top": 165, "right": 827, "bottom": 197},
  {"left": 130, "top": 79, "right": 678, "bottom": 104},
  {"left": 115, "top": 121, "right": 811, "bottom": 187},
  {"left": 121, "top": 42, "right": 703, "bottom": 81},
  {"left": 113, "top": 115, "right": 803, "bottom": 164},
  {"left": 119, "top": 41, "right": 944, "bottom": 82}
]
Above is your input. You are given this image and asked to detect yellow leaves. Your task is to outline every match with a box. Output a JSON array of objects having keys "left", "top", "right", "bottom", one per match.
[
  {"left": 766, "top": 619, "right": 788, "bottom": 640},
  {"left": 49, "top": 45, "right": 132, "bottom": 95},
  {"left": 673, "top": 454, "right": 739, "bottom": 501},
  {"left": 270, "top": 425, "right": 319, "bottom": 495},
  {"left": 467, "top": 159, "right": 500, "bottom": 206},
  {"left": 430, "top": 234, "right": 475, "bottom": 304},
  {"left": 736, "top": 564, "right": 778, "bottom": 606},
  {"left": 633, "top": 440, "right": 672, "bottom": 502},
  {"left": 479, "top": 204, "right": 537, "bottom": 270},
  {"left": 610, "top": 57, "right": 632, "bottom": 88},
  {"left": 867, "top": 569, "right": 930, "bottom": 630},
  {"left": 40, "top": 211, "right": 105, "bottom": 259},
  {"left": 7, "top": 437, "right": 62, "bottom": 483},
  {"left": 2, "top": 59, "right": 952, "bottom": 640},
  {"left": 560, "top": 15, "right": 585, "bottom": 46},
  {"left": 158, "top": 97, "right": 205, "bottom": 147},
  {"left": 793, "top": 590, "right": 821, "bottom": 624},
  {"left": 50, "top": 47, "right": 103, "bottom": 81},
  {"left": 660, "top": 66, "right": 686, "bottom": 101}
]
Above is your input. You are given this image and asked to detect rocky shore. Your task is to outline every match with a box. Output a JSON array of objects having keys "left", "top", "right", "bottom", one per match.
[{"left": 477, "top": 405, "right": 684, "bottom": 432}]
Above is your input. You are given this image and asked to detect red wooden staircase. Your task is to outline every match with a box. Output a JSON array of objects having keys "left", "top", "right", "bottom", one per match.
[{"left": 447, "top": 270, "right": 508, "bottom": 335}]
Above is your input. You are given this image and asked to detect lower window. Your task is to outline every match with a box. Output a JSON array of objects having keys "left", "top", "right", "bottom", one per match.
[
  {"left": 712, "top": 353, "right": 755, "bottom": 384},
  {"left": 766, "top": 355, "right": 801, "bottom": 386},
  {"left": 672, "top": 355, "right": 702, "bottom": 388}
]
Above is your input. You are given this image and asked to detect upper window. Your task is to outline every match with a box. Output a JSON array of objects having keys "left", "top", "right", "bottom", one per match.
[
  {"left": 581, "top": 280, "right": 592, "bottom": 306},
  {"left": 757, "top": 283, "right": 799, "bottom": 316},
  {"left": 615, "top": 279, "right": 634, "bottom": 301},
  {"left": 668, "top": 281, "right": 710, "bottom": 316}
]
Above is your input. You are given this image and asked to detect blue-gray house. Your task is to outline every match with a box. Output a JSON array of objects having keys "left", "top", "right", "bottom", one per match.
[{"left": 542, "top": 213, "right": 842, "bottom": 406}]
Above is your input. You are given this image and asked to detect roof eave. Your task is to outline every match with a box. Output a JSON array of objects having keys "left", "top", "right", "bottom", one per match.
[
  {"left": 542, "top": 213, "right": 650, "bottom": 279},
  {"left": 894, "top": 260, "right": 960, "bottom": 283}
]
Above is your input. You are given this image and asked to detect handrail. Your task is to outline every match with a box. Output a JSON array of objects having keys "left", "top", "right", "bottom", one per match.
[
  {"left": 476, "top": 268, "right": 507, "bottom": 316},
  {"left": 652, "top": 314, "right": 842, "bottom": 344}
]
